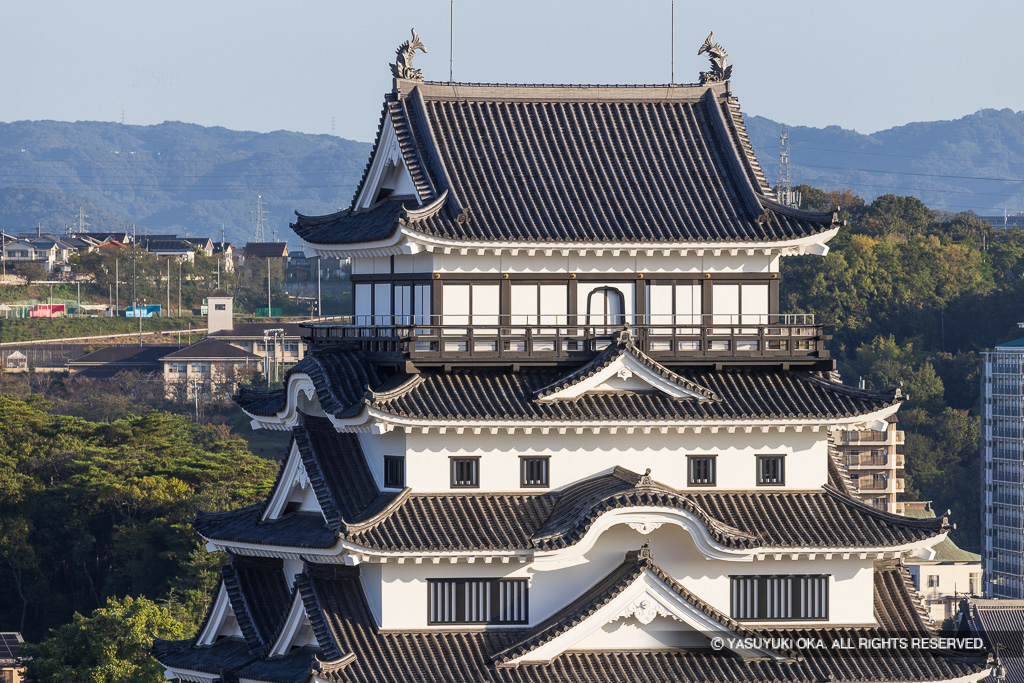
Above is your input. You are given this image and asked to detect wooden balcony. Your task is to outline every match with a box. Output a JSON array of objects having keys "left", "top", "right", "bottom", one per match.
[{"left": 302, "top": 314, "right": 831, "bottom": 367}]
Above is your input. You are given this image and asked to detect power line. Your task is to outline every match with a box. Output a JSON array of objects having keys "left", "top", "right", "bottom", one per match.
[{"left": 793, "top": 162, "right": 1024, "bottom": 183}]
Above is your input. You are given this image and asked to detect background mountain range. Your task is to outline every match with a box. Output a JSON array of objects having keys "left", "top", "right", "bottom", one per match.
[{"left": 1, "top": 108, "right": 1022, "bottom": 246}]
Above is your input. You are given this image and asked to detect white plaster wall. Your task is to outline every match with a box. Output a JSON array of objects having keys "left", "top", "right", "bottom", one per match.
[
  {"left": 358, "top": 430, "right": 408, "bottom": 490},
  {"left": 360, "top": 563, "right": 384, "bottom": 626},
  {"left": 374, "top": 523, "right": 875, "bottom": 631},
  {"left": 400, "top": 430, "right": 827, "bottom": 492}
]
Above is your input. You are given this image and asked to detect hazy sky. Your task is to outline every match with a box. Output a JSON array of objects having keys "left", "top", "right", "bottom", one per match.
[{"left": 2, "top": 1, "right": 1022, "bottom": 142}]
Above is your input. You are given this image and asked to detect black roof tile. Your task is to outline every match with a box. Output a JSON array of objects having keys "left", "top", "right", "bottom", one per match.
[
  {"left": 293, "top": 83, "right": 839, "bottom": 246},
  {"left": 161, "top": 338, "right": 260, "bottom": 361},
  {"left": 197, "top": 449, "right": 947, "bottom": 552},
  {"left": 222, "top": 556, "right": 291, "bottom": 653},
  {"left": 155, "top": 560, "right": 989, "bottom": 683}
]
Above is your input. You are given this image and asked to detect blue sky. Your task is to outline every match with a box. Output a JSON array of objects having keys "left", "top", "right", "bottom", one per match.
[{"left": 1, "top": 0, "right": 1021, "bottom": 141}]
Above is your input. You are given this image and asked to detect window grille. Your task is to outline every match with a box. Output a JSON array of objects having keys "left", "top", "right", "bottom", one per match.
[
  {"left": 730, "top": 575, "right": 828, "bottom": 620},
  {"left": 451, "top": 457, "right": 480, "bottom": 488},
  {"left": 520, "top": 457, "right": 549, "bottom": 487},
  {"left": 757, "top": 455, "right": 785, "bottom": 485},
  {"left": 428, "top": 578, "right": 528, "bottom": 624},
  {"left": 383, "top": 456, "right": 405, "bottom": 488},
  {"left": 688, "top": 456, "right": 716, "bottom": 486}
]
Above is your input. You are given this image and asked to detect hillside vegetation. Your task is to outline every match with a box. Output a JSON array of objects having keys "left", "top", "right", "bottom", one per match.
[{"left": 0, "top": 120, "right": 372, "bottom": 245}]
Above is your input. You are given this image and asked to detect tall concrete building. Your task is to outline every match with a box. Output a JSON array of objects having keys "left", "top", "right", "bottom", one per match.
[{"left": 982, "top": 333, "right": 1024, "bottom": 598}]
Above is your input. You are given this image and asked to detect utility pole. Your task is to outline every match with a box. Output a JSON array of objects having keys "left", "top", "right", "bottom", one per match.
[
  {"left": 178, "top": 259, "right": 182, "bottom": 316},
  {"left": 2, "top": 230, "right": 6, "bottom": 283},
  {"left": 267, "top": 257, "right": 272, "bottom": 317},
  {"left": 166, "top": 258, "right": 171, "bottom": 316},
  {"left": 137, "top": 298, "right": 145, "bottom": 345},
  {"left": 115, "top": 259, "right": 119, "bottom": 314},
  {"left": 317, "top": 257, "right": 322, "bottom": 321}
]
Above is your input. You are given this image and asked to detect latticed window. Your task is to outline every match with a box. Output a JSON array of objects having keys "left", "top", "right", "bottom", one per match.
[
  {"left": 688, "top": 455, "right": 716, "bottom": 486},
  {"left": 757, "top": 455, "right": 785, "bottom": 485},
  {"left": 450, "top": 457, "right": 480, "bottom": 488},
  {"left": 730, "top": 575, "right": 828, "bottom": 620},
  {"left": 428, "top": 578, "right": 528, "bottom": 624},
  {"left": 520, "top": 456, "right": 549, "bottom": 487},
  {"left": 383, "top": 456, "right": 405, "bottom": 488}
]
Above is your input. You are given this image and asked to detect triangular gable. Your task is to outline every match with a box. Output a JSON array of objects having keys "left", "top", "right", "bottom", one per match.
[
  {"left": 262, "top": 439, "right": 325, "bottom": 523},
  {"left": 353, "top": 109, "right": 421, "bottom": 211},
  {"left": 536, "top": 332, "right": 719, "bottom": 402},
  {"left": 496, "top": 547, "right": 779, "bottom": 666},
  {"left": 267, "top": 590, "right": 321, "bottom": 657},
  {"left": 195, "top": 583, "right": 244, "bottom": 646}
]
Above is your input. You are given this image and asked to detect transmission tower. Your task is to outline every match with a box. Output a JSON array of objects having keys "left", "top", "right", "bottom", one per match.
[
  {"left": 68, "top": 206, "right": 89, "bottom": 235},
  {"left": 252, "top": 193, "right": 269, "bottom": 242},
  {"left": 776, "top": 125, "right": 801, "bottom": 208}
]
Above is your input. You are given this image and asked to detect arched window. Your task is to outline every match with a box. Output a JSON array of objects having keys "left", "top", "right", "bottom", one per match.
[{"left": 586, "top": 287, "right": 625, "bottom": 328}]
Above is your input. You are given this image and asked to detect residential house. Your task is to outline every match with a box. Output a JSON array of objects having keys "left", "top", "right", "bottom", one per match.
[
  {"left": 0, "top": 633, "right": 24, "bottom": 683},
  {"left": 162, "top": 338, "right": 260, "bottom": 400},
  {"left": 904, "top": 502, "right": 983, "bottom": 622}
]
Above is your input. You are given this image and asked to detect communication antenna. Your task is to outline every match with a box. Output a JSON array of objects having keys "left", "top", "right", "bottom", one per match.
[
  {"left": 449, "top": 0, "right": 454, "bottom": 83},
  {"left": 331, "top": 116, "right": 336, "bottom": 135},
  {"left": 776, "top": 125, "right": 801, "bottom": 208},
  {"left": 670, "top": 1, "right": 675, "bottom": 85}
]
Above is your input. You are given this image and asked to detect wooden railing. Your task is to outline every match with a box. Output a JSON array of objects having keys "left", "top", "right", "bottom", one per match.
[{"left": 301, "top": 314, "right": 830, "bottom": 365}]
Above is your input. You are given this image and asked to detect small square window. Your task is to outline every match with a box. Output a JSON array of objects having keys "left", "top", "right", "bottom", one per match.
[
  {"left": 214, "top": 303, "right": 226, "bottom": 311},
  {"left": 757, "top": 455, "right": 785, "bottom": 486},
  {"left": 383, "top": 455, "right": 405, "bottom": 488},
  {"left": 520, "top": 456, "right": 550, "bottom": 488},
  {"left": 450, "top": 457, "right": 480, "bottom": 488},
  {"left": 687, "top": 455, "right": 716, "bottom": 486}
]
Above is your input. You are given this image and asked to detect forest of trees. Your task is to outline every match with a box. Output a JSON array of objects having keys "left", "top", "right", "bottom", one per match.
[
  {"left": 785, "top": 187, "right": 1024, "bottom": 552},
  {"left": 0, "top": 397, "right": 278, "bottom": 679}
]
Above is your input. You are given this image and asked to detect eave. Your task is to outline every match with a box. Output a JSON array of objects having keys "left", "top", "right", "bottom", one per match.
[{"left": 302, "top": 224, "right": 840, "bottom": 260}]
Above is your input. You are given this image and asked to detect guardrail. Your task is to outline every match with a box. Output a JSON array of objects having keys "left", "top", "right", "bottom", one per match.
[{"left": 302, "top": 314, "right": 830, "bottom": 365}]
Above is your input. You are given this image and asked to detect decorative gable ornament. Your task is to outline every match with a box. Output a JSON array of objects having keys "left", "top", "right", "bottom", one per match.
[
  {"left": 392, "top": 28, "right": 427, "bottom": 81},
  {"left": 536, "top": 335, "right": 718, "bottom": 402},
  {"left": 697, "top": 32, "right": 732, "bottom": 84}
]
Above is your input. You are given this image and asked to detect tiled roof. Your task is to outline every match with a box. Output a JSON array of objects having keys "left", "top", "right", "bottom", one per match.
[
  {"left": 222, "top": 556, "right": 291, "bottom": 654},
  {"left": 195, "top": 415, "right": 400, "bottom": 549},
  {"left": 68, "top": 345, "right": 169, "bottom": 367},
  {"left": 964, "top": 598, "right": 1024, "bottom": 683},
  {"left": 292, "top": 82, "right": 839, "bottom": 246},
  {"left": 238, "top": 349, "right": 900, "bottom": 424},
  {"left": 370, "top": 365, "right": 900, "bottom": 423},
  {"left": 154, "top": 560, "right": 989, "bottom": 683},
  {"left": 295, "top": 415, "right": 400, "bottom": 530},
  {"left": 196, "top": 453, "right": 948, "bottom": 553},
  {"left": 161, "top": 338, "right": 260, "bottom": 361},
  {"left": 236, "top": 350, "right": 390, "bottom": 419},
  {"left": 244, "top": 242, "right": 289, "bottom": 258},
  {"left": 0, "top": 632, "right": 23, "bottom": 665}
]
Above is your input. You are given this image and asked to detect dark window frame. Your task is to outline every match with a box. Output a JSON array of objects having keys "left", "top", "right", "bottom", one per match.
[
  {"left": 450, "top": 456, "right": 480, "bottom": 489},
  {"left": 520, "top": 456, "right": 550, "bottom": 488},
  {"left": 383, "top": 455, "right": 405, "bottom": 489},
  {"left": 687, "top": 454, "right": 717, "bottom": 487},
  {"left": 729, "top": 574, "right": 829, "bottom": 621},
  {"left": 427, "top": 578, "right": 529, "bottom": 625},
  {"left": 756, "top": 454, "right": 786, "bottom": 486}
]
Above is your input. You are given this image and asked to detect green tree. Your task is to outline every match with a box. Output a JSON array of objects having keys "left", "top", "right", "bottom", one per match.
[{"left": 23, "top": 595, "right": 188, "bottom": 683}]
